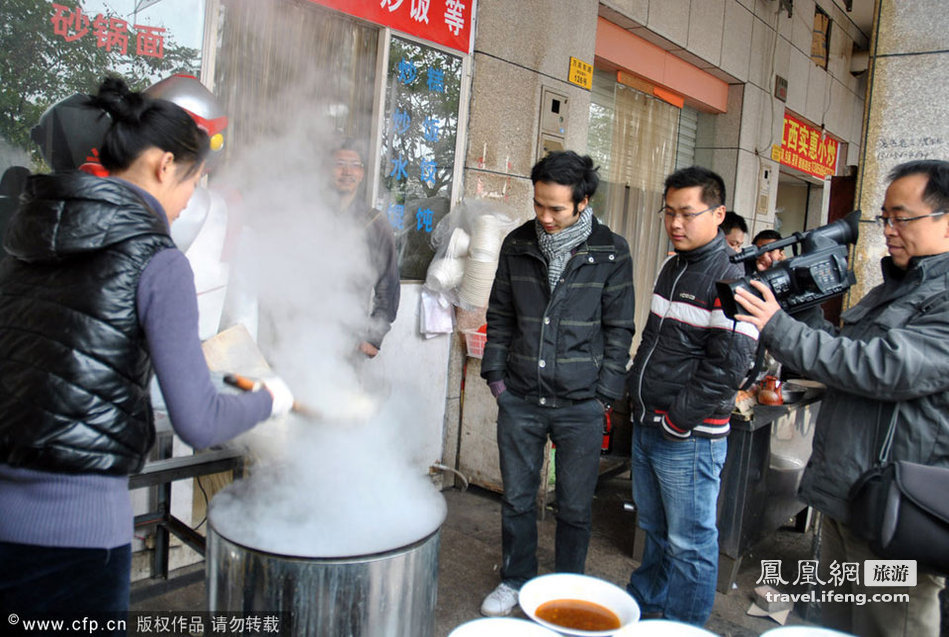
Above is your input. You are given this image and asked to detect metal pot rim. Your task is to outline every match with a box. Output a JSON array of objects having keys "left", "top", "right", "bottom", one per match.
[{"left": 208, "top": 520, "right": 442, "bottom": 562}]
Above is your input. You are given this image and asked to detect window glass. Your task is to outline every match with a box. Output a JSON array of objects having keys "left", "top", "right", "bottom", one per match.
[
  {"left": 214, "top": 0, "right": 377, "bottom": 164},
  {"left": 376, "top": 36, "right": 462, "bottom": 280},
  {"left": 587, "top": 69, "right": 680, "bottom": 351}
]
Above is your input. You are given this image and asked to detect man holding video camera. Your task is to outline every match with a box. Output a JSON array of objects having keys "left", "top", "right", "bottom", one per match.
[{"left": 734, "top": 159, "right": 949, "bottom": 637}]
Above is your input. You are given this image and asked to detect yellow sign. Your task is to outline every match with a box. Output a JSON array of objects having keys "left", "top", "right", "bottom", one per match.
[
  {"left": 568, "top": 57, "right": 593, "bottom": 90},
  {"left": 771, "top": 145, "right": 782, "bottom": 162}
]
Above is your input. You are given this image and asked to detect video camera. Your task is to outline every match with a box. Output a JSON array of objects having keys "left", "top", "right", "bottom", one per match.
[{"left": 716, "top": 210, "right": 861, "bottom": 320}]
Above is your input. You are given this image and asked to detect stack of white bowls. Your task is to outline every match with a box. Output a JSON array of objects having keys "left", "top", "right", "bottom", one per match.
[
  {"left": 459, "top": 215, "right": 504, "bottom": 307},
  {"left": 426, "top": 227, "right": 469, "bottom": 291}
]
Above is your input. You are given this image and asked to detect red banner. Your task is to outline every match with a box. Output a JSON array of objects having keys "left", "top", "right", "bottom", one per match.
[
  {"left": 308, "top": 0, "right": 473, "bottom": 54},
  {"left": 778, "top": 112, "right": 839, "bottom": 179}
]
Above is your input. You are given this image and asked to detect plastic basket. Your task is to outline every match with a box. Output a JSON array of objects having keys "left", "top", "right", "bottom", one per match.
[{"left": 463, "top": 329, "right": 487, "bottom": 359}]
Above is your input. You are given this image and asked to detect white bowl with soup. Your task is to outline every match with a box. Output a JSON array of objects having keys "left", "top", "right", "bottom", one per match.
[{"left": 518, "top": 573, "right": 640, "bottom": 636}]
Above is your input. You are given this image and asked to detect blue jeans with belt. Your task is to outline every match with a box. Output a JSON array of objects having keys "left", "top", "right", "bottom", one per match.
[
  {"left": 496, "top": 391, "right": 604, "bottom": 588},
  {"left": 627, "top": 425, "right": 727, "bottom": 626}
]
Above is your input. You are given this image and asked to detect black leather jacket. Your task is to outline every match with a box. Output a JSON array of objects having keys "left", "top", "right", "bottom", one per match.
[
  {"left": 628, "top": 232, "right": 758, "bottom": 438},
  {"left": 0, "top": 172, "right": 175, "bottom": 475},
  {"left": 481, "top": 217, "right": 635, "bottom": 407}
]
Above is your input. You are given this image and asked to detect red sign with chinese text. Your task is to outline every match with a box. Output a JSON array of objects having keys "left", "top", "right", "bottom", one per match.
[
  {"left": 307, "top": 0, "right": 473, "bottom": 54},
  {"left": 778, "top": 112, "right": 839, "bottom": 179},
  {"left": 50, "top": 3, "right": 165, "bottom": 59}
]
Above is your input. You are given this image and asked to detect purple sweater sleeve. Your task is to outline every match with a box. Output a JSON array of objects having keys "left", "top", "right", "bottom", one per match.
[{"left": 137, "top": 248, "right": 272, "bottom": 448}]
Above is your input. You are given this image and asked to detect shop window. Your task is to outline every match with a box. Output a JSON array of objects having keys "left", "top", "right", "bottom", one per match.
[
  {"left": 811, "top": 6, "right": 831, "bottom": 69},
  {"left": 376, "top": 36, "right": 462, "bottom": 280},
  {"left": 587, "top": 69, "right": 681, "bottom": 350},
  {"left": 213, "top": 0, "right": 378, "bottom": 163}
]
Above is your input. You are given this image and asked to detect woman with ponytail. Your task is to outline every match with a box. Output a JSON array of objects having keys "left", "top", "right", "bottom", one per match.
[{"left": 0, "top": 77, "right": 293, "bottom": 625}]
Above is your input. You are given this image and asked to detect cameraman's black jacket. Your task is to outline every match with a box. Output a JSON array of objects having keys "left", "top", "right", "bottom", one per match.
[
  {"left": 0, "top": 172, "right": 174, "bottom": 475},
  {"left": 481, "top": 217, "right": 635, "bottom": 406},
  {"left": 628, "top": 232, "right": 758, "bottom": 438}
]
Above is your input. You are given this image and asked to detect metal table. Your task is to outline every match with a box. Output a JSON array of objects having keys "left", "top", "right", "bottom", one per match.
[
  {"left": 715, "top": 393, "right": 821, "bottom": 591},
  {"left": 129, "top": 436, "right": 244, "bottom": 582}
]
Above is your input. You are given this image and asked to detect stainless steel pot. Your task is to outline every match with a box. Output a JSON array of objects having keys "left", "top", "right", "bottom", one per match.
[{"left": 207, "top": 521, "right": 441, "bottom": 637}]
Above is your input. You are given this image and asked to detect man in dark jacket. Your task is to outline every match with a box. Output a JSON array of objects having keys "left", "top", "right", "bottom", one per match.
[
  {"left": 734, "top": 159, "right": 949, "bottom": 637},
  {"left": 331, "top": 138, "right": 400, "bottom": 357},
  {"left": 626, "top": 166, "right": 758, "bottom": 626},
  {"left": 479, "top": 151, "right": 635, "bottom": 616}
]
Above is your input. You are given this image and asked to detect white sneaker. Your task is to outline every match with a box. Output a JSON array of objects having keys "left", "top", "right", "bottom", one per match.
[{"left": 480, "top": 582, "right": 519, "bottom": 617}]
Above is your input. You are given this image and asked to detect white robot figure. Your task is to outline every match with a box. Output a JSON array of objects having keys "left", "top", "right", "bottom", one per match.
[{"left": 145, "top": 74, "right": 257, "bottom": 341}]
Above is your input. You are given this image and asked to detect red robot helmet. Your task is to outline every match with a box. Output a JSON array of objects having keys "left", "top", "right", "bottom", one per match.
[{"left": 145, "top": 74, "right": 229, "bottom": 168}]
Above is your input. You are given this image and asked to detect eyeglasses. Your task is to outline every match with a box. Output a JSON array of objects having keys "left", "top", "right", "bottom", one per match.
[
  {"left": 658, "top": 205, "right": 718, "bottom": 223},
  {"left": 874, "top": 210, "right": 946, "bottom": 229},
  {"left": 335, "top": 160, "right": 364, "bottom": 169}
]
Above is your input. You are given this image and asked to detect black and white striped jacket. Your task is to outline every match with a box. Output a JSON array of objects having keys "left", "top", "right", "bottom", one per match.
[{"left": 628, "top": 232, "right": 758, "bottom": 438}]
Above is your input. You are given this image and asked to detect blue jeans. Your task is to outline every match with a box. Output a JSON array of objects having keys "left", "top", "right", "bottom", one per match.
[
  {"left": 0, "top": 541, "right": 131, "bottom": 634},
  {"left": 627, "top": 425, "right": 726, "bottom": 626},
  {"left": 496, "top": 391, "right": 604, "bottom": 588}
]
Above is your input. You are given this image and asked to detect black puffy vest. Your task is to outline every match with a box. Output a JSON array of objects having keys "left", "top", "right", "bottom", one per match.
[{"left": 0, "top": 172, "right": 175, "bottom": 475}]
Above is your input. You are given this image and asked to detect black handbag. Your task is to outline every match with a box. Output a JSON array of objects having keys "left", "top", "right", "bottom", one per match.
[{"left": 847, "top": 404, "right": 949, "bottom": 573}]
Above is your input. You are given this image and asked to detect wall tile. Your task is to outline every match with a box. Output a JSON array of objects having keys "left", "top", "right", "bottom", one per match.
[
  {"left": 785, "top": 48, "right": 810, "bottom": 115},
  {"left": 803, "top": 63, "right": 828, "bottom": 125},
  {"left": 646, "top": 0, "right": 691, "bottom": 47},
  {"left": 687, "top": 0, "right": 725, "bottom": 66},
  {"left": 475, "top": 0, "right": 597, "bottom": 81},
  {"left": 748, "top": 15, "right": 777, "bottom": 89},
  {"left": 601, "top": 0, "right": 648, "bottom": 24},
  {"left": 790, "top": 0, "right": 816, "bottom": 55},
  {"left": 720, "top": 0, "right": 754, "bottom": 81},
  {"left": 733, "top": 149, "right": 760, "bottom": 219}
]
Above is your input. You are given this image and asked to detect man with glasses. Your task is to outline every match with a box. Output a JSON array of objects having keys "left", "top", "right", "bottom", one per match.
[
  {"left": 625, "top": 166, "right": 758, "bottom": 626},
  {"left": 733, "top": 159, "right": 949, "bottom": 637},
  {"left": 330, "top": 138, "right": 400, "bottom": 358}
]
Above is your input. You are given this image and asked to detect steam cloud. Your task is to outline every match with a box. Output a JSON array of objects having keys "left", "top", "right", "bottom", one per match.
[{"left": 207, "top": 87, "right": 446, "bottom": 557}]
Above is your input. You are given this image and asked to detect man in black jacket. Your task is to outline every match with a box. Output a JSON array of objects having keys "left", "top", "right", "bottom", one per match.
[
  {"left": 479, "top": 151, "right": 635, "bottom": 616},
  {"left": 626, "top": 166, "right": 757, "bottom": 626}
]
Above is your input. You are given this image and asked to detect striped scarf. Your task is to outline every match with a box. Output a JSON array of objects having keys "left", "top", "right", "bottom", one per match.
[{"left": 535, "top": 207, "right": 594, "bottom": 292}]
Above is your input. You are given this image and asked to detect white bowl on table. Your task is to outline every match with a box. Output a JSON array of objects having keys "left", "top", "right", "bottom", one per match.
[
  {"left": 614, "top": 618, "right": 717, "bottom": 635},
  {"left": 518, "top": 573, "right": 640, "bottom": 636},
  {"left": 448, "top": 617, "right": 560, "bottom": 636}
]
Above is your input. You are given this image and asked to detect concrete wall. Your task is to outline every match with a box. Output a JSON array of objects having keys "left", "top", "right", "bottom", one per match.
[
  {"left": 600, "top": 0, "right": 868, "bottom": 229},
  {"left": 850, "top": 0, "right": 949, "bottom": 301},
  {"left": 450, "top": 0, "right": 601, "bottom": 481}
]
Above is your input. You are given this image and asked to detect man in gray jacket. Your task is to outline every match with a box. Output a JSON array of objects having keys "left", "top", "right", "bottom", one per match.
[{"left": 734, "top": 159, "right": 949, "bottom": 637}]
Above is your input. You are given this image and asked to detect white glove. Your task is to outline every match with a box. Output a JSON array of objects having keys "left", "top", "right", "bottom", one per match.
[{"left": 262, "top": 376, "right": 294, "bottom": 418}]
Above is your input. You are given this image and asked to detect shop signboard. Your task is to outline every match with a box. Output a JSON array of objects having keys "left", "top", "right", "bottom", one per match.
[
  {"left": 307, "top": 0, "right": 473, "bottom": 54},
  {"left": 568, "top": 57, "right": 593, "bottom": 90},
  {"left": 777, "top": 112, "right": 839, "bottom": 179}
]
